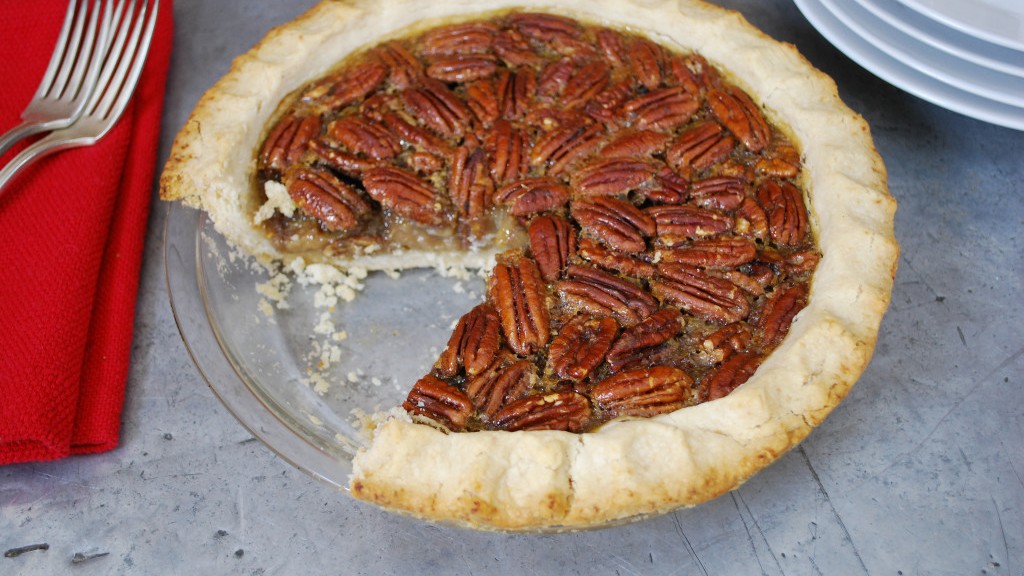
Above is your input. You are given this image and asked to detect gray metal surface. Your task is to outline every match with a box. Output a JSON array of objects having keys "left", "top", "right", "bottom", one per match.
[{"left": 2, "top": 0, "right": 1022, "bottom": 574}]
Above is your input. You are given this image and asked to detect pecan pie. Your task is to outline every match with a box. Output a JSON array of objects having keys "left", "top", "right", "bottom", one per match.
[{"left": 160, "top": 0, "right": 898, "bottom": 530}]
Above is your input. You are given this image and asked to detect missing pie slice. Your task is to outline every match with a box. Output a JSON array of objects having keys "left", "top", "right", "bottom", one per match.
[{"left": 160, "top": 0, "right": 898, "bottom": 530}]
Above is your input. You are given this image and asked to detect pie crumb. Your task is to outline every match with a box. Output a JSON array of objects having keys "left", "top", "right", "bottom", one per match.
[{"left": 253, "top": 180, "right": 296, "bottom": 224}]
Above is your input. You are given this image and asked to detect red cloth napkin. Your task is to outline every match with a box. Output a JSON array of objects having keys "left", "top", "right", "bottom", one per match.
[{"left": 0, "top": 0, "right": 174, "bottom": 464}]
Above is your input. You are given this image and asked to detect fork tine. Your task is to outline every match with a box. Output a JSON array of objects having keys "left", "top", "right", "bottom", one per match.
[
  {"left": 59, "top": 1, "right": 107, "bottom": 104},
  {"left": 86, "top": 0, "right": 132, "bottom": 116},
  {"left": 92, "top": 0, "right": 158, "bottom": 124},
  {"left": 37, "top": 0, "right": 84, "bottom": 99}
]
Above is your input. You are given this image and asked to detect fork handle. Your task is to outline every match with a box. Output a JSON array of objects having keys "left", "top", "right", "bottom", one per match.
[
  {"left": 0, "top": 132, "right": 83, "bottom": 199},
  {"left": 0, "top": 120, "right": 51, "bottom": 160}
]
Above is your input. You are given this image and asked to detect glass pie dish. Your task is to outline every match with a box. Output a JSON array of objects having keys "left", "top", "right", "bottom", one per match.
[{"left": 163, "top": 202, "right": 485, "bottom": 488}]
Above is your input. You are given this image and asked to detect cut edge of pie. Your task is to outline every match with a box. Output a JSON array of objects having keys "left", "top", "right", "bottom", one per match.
[{"left": 160, "top": 0, "right": 898, "bottom": 531}]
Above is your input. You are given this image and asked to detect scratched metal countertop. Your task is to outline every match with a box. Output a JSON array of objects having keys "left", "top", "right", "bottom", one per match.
[{"left": 2, "top": 0, "right": 1022, "bottom": 574}]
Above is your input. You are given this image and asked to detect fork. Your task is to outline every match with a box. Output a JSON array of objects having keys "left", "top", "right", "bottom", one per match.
[
  {"left": 0, "top": 0, "right": 112, "bottom": 159},
  {"left": 0, "top": 0, "right": 159, "bottom": 196}
]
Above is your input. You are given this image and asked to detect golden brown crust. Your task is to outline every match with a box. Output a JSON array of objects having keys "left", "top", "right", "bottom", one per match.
[{"left": 161, "top": 0, "right": 898, "bottom": 530}]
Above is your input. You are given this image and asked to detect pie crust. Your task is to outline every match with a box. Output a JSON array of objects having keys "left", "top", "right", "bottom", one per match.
[{"left": 160, "top": 0, "right": 898, "bottom": 530}]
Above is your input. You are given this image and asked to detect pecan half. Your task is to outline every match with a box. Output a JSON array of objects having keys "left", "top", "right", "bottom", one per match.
[
  {"left": 419, "top": 21, "right": 498, "bottom": 56},
  {"left": 556, "top": 265, "right": 658, "bottom": 326},
  {"left": 508, "top": 12, "right": 582, "bottom": 42},
  {"left": 530, "top": 118, "right": 605, "bottom": 174},
  {"left": 485, "top": 120, "right": 528, "bottom": 185},
  {"left": 407, "top": 151, "right": 443, "bottom": 175},
  {"left": 259, "top": 113, "right": 320, "bottom": 174},
  {"left": 583, "top": 78, "right": 633, "bottom": 123},
  {"left": 489, "top": 255, "right": 551, "bottom": 355},
  {"left": 326, "top": 116, "right": 402, "bottom": 160},
  {"left": 499, "top": 68, "right": 537, "bottom": 120},
  {"left": 592, "top": 366, "right": 691, "bottom": 418},
  {"left": 622, "top": 87, "right": 699, "bottom": 132},
  {"left": 426, "top": 53, "right": 499, "bottom": 83},
  {"left": 664, "top": 53, "right": 709, "bottom": 97},
  {"left": 690, "top": 176, "right": 746, "bottom": 211},
  {"left": 537, "top": 58, "right": 574, "bottom": 99},
  {"left": 734, "top": 196, "right": 769, "bottom": 240},
  {"left": 308, "top": 139, "right": 377, "bottom": 178},
  {"left": 640, "top": 168, "right": 690, "bottom": 205},
  {"left": 717, "top": 269, "right": 768, "bottom": 297},
  {"left": 572, "top": 196, "right": 655, "bottom": 254},
  {"left": 465, "top": 77, "right": 500, "bottom": 126},
  {"left": 379, "top": 112, "right": 451, "bottom": 156},
  {"left": 493, "top": 28, "right": 543, "bottom": 67},
  {"left": 371, "top": 41, "right": 422, "bottom": 89},
  {"left": 436, "top": 303, "right": 501, "bottom": 377},
  {"left": 362, "top": 166, "right": 448, "bottom": 226},
  {"left": 492, "top": 391, "right": 592, "bottom": 432},
  {"left": 283, "top": 166, "right": 373, "bottom": 233},
  {"left": 783, "top": 250, "right": 820, "bottom": 275},
  {"left": 627, "top": 37, "right": 666, "bottom": 91},
  {"left": 756, "top": 179, "right": 809, "bottom": 246},
  {"left": 701, "top": 322, "right": 752, "bottom": 364},
  {"left": 401, "top": 77, "right": 472, "bottom": 139},
  {"left": 666, "top": 121, "right": 736, "bottom": 176},
  {"left": 600, "top": 129, "right": 670, "bottom": 159},
  {"left": 646, "top": 204, "right": 734, "bottom": 245},
  {"left": 301, "top": 61, "right": 388, "bottom": 110},
  {"left": 449, "top": 145, "right": 494, "bottom": 219},
  {"left": 403, "top": 374, "right": 474, "bottom": 430},
  {"left": 357, "top": 92, "right": 394, "bottom": 122},
  {"left": 577, "top": 237, "right": 657, "bottom": 279},
  {"left": 656, "top": 236, "right": 757, "bottom": 268},
  {"left": 606, "top": 307, "right": 684, "bottom": 371},
  {"left": 572, "top": 158, "right": 657, "bottom": 197},
  {"left": 756, "top": 139, "right": 801, "bottom": 178},
  {"left": 528, "top": 215, "right": 577, "bottom": 283},
  {"left": 467, "top": 358, "right": 534, "bottom": 419},
  {"left": 595, "top": 28, "right": 628, "bottom": 67},
  {"left": 756, "top": 283, "right": 809, "bottom": 348},
  {"left": 707, "top": 86, "right": 771, "bottom": 153},
  {"left": 562, "top": 61, "right": 610, "bottom": 109},
  {"left": 495, "top": 177, "right": 570, "bottom": 217},
  {"left": 703, "top": 352, "right": 762, "bottom": 401},
  {"left": 547, "top": 315, "right": 619, "bottom": 380},
  {"left": 652, "top": 263, "right": 750, "bottom": 324}
]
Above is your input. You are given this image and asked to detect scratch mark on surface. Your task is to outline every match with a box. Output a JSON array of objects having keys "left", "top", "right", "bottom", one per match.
[
  {"left": 1005, "top": 444, "right": 1024, "bottom": 492},
  {"left": 733, "top": 494, "right": 768, "bottom": 576},
  {"left": 731, "top": 491, "right": 784, "bottom": 576},
  {"left": 798, "top": 447, "right": 870, "bottom": 575},
  {"left": 956, "top": 326, "right": 966, "bottom": 347},
  {"left": 807, "top": 554, "right": 825, "bottom": 576},
  {"left": 730, "top": 493, "right": 770, "bottom": 575},
  {"left": 957, "top": 446, "right": 972, "bottom": 472},
  {"left": 607, "top": 553, "right": 643, "bottom": 576},
  {"left": 236, "top": 484, "right": 247, "bottom": 539},
  {"left": 671, "top": 512, "right": 710, "bottom": 576},
  {"left": 992, "top": 497, "right": 1010, "bottom": 576},
  {"left": 898, "top": 256, "right": 941, "bottom": 299}
]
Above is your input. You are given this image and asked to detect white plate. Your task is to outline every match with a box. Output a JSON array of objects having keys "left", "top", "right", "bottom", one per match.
[
  {"left": 856, "top": 0, "right": 1024, "bottom": 78},
  {"left": 895, "top": 0, "right": 1024, "bottom": 52},
  {"left": 824, "top": 0, "right": 1024, "bottom": 107},
  {"left": 794, "top": 0, "right": 1024, "bottom": 130}
]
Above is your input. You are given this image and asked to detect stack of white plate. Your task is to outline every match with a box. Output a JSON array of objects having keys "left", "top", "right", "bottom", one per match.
[{"left": 793, "top": 0, "right": 1024, "bottom": 130}]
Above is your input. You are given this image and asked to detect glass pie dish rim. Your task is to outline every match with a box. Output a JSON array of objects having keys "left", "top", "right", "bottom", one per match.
[{"left": 163, "top": 202, "right": 355, "bottom": 489}]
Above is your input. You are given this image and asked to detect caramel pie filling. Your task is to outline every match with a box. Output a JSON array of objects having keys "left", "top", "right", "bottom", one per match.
[{"left": 255, "top": 12, "right": 820, "bottom": 433}]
